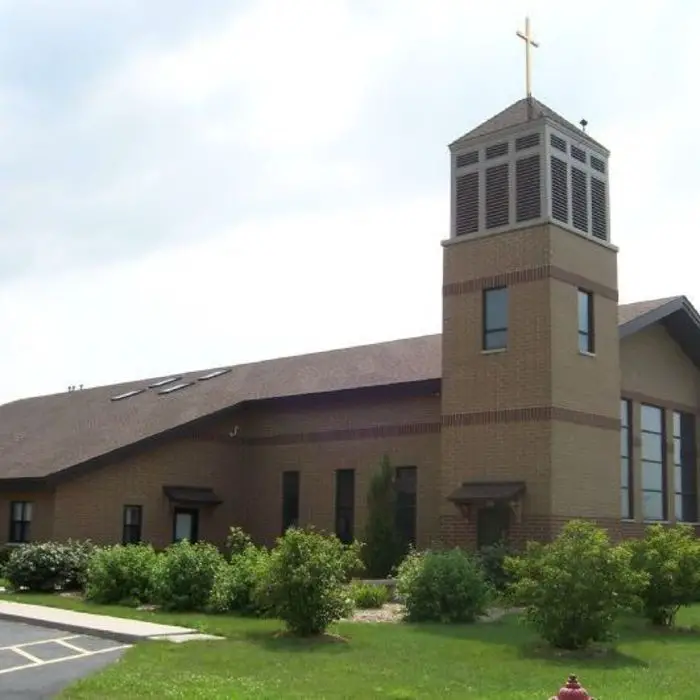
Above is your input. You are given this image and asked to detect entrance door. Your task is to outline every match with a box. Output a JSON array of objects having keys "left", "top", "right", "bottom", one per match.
[
  {"left": 476, "top": 503, "right": 511, "bottom": 549},
  {"left": 173, "top": 508, "right": 199, "bottom": 543}
]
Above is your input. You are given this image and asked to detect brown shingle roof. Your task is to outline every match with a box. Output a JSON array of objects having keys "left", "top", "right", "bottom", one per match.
[{"left": 0, "top": 297, "right": 690, "bottom": 482}]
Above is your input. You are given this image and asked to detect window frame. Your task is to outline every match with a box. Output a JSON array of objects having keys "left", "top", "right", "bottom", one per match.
[
  {"left": 122, "top": 505, "right": 143, "bottom": 545},
  {"left": 577, "top": 289, "right": 595, "bottom": 354},
  {"left": 9, "top": 500, "right": 33, "bottom": 544},
  {"left": 482, "top": 286, "right": 509, "bottom": 351},
  {"left": 640, "top": 403, "right": 666, "bottom": 521},
  {"left": 395, "top": 466, "right": 417, "bottom": 548},
  {"left": 673, "top": 410, "right": 698, "bottom": 523},
  {"left": 620, "top": 399, "right": 634, "bottom": 520},
  {"left": 334, "top": 468, "right": 355, "bottom": 545},
  {"left": 281, "top": 470, "right": 300, "bottom": 534}
]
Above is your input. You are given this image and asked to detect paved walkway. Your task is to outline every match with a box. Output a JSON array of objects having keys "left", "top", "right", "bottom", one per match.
[{"left": 0, "top": 601, "right": 221, "bottom": 644}]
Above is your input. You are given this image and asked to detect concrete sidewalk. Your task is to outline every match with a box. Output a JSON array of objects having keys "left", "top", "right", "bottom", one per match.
[{"left": 0, "top": 601, "right": 222, "bottom": 644}]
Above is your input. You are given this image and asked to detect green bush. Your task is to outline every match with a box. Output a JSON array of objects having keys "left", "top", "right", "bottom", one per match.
[
  {"left": 84, "top": 544, "right": 159, "bottom": 606},
  {"left": 5, "top": 540, "right": 95, "bottom": 592},
  {"left": 349, "top": 581, "right": 390, "bottom": 609},
  {"left": 362, "top": 455, "right": 405, "bottom": 578},
  {"left": 505, "top": 520, "right": 644, "bottom": 650},
  {"left": 0, "top": 545, "right": 16, "bottom": 577},
  {"left": 208, "top": 543, "right": 271, "bottom": 616},
  {"left": 477, "top": 540, "right": 517, "bottom": 592},
  {"left": 256, "top": 527, "right": 362, "bottom": 636},
  {"left": 225, "top": 526, "right": 254, "bottom": 558},
  {"left": 153, "top": 540, "right": 223, "bottom": 611},
  {"left": 396, "top": 547, "right": 490, "bottom": 623},
  {"left": 624, "top": 523, "right": 700, "bottom": 627}
]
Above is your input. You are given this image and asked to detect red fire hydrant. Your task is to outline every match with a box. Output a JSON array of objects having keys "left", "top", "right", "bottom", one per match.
[{"left": 548, "top": 674, "right": 595, "bottom": 700}]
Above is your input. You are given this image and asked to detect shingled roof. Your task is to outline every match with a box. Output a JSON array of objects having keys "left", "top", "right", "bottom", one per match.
[{"left": 0, "top": 297, "right": 695, "bottom": 483}]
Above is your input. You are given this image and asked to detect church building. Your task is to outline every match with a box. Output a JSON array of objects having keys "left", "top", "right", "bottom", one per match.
[{"left": 2, "top": 77, "right": 699, "bottom": 552}]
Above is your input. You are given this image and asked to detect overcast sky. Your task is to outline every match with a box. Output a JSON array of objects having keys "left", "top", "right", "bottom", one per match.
[{"left": 1, "top": 0, "right": 698, "bottom": 404}]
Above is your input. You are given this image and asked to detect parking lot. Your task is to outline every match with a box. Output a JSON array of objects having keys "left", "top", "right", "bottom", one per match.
[{"left": 0, "top": 619, "right": 129, "bottom": 699}]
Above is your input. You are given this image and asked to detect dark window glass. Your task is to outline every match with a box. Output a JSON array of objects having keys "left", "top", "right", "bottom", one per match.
[
  {"left": 282, "top": 471, "right": 300, "bottom": 533},
  {"left": 483, "top": 287, "right": 508, "bottom": 350},
  {"left": 9, "top": 501, "right": 32, "bottom": 544},
  {"left": 641, "top": 404, "right": 666, "bottom": 521},
  {"left": 620, "top": 399, "right": 633, "bottom": 519},
  {"left": 122, "top": 505, "right": 143, "bottom": 544},
  {"left": 395, "top": 466, "right": 417, "bottom": 548},
  {"left": 578, "top": 289, "right": 595, "bottom": 353},
  {"left": 335, "top": 469, "right": 355, "bottom": 544},
  {"left": 674, "top": 411, "right": 697, "bottom": 522}
]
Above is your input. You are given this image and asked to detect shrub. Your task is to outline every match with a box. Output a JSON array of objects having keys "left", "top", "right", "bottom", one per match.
[
  {"left": 396, "top": 547, "right": 491, "bottom": 623},
  {"left": 624, "top": 523, "right": 700, "bottom": 627},
  {"left": 256, "top": 527, "right": 362, "bottom": 636},
  {"left": 225, "top": 526, "right": 254, "bottom": 557},
  {"left": 477, "top": 540, "right": 517, "bottom": 592},
  {"left": 153, "top": 540, "right": 223, "bottom": 611},
  {"left": 84, "top": 544, "right": 159, "bottom": 606},
  {"left": 208, "top": 543, "right": 271, "bottom": 616},
  {"left": 350, "top": 581, "right": 390, "bottom": 609},
  {"left": 505, "top": 520, "right": 644, "bottom": 650},
  {"left": 362, "top": 454, "right": 405, "bottom": 578},
  {"left": 0, "top": 545, "right": 16, "bottom": 577},
  {"left": 5, "top": 540, "right": 95, "bottom": 592}
]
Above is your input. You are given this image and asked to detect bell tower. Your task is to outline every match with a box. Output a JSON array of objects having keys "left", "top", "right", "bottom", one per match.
[{"left": 439, "top": 19, "right": 621, "bottom": 548}]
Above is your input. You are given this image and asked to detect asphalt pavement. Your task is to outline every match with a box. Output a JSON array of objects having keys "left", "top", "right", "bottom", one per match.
[{"left": 0, "top": 619, "right": 129, "bottom": 699}]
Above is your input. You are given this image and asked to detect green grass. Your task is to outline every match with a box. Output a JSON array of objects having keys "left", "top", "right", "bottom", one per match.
[{"left": 2, "top": 592, "right": 700, "bottom": 699}]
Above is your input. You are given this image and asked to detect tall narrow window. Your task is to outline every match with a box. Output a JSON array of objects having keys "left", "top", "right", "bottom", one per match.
[
  {"left": 482, "top": 287, "right": 508, "bottom": 350},
  {"left": 578, "top": 289, "right": 595, "bottom": 353},
  {"left": 9, "top": 501, "right": 32, "bottom": 543},
  {"left": 282, "top": 470, "right": 300, "bottom": 533},
  {"left": 395, "top": 466, "right": 417, "bottom": 548},
  {"left": 122, "top": 505, "right": 143, "bottom": 544},
  {"left": 335, "top": 469, "right": 355, "bottom": 544},
  {"left": 620, "top": 399, "right": 633, "bottom": 519},
  {"left": 674, "top": 411, "right": 698, "bottom": 522},
  {"left": 641, "top": 404, "right": 666, "bottom": 521}
]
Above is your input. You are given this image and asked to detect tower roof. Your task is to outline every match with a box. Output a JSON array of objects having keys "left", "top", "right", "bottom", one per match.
[{"left": 449, "top": 97, "right": 608, "bottom": 154}]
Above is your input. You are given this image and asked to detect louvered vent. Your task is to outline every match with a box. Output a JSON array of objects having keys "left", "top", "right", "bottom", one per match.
[
  {"left": 515, "top": 155, "right": 541, "bottom": 222},
  {"left": 515, "top": 133, "right": 540, "bottom": 151},
  {"left": 485, "top": 163, "right": 509, "bottom": 229},
  {"left": 485, "top": 142, "right": 508, "bottom": 160},
  {"left": 550, "top": 134, "right": 567, "bottom": 152},
  {"left": 591, "top": 178, "right": 607, "bottom": 240},
  {"left": 571, "top": 145, "right": 586, "bottom": 163},
  {"left": 456, "top": 151, "right": 479, "bottom": 168},
  {"left": 455, "top": 172, "right": 479, "bottom": 236},
  {"left": 550, "top": 156, "right": 568, "bottom": 223},
  {"left": 590, "top": 155, "right": 605, "bottom": 174},
  {"left": 571, "top": 167, "right": 589, "bottom": 232}
]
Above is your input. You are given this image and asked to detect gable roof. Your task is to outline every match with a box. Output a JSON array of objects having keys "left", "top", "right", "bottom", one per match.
[
  {"left": 1, "top": 297, "right": 698, "bottom": 484},
  {"left": 449, "top": 96, "right": 608, "bottom": 153}
]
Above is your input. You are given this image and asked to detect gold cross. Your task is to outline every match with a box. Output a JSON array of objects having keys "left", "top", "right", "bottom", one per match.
[{"left": 516, "top": 17, "right": 539, "bottom": 98}]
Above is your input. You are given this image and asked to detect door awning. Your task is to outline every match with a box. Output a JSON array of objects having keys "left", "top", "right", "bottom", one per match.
[
  {"left": 447, "top": 481, "right": 526, "bottom": 505},
  {"left": 162, "top": 485, "right": 222, "bottom": 506}
]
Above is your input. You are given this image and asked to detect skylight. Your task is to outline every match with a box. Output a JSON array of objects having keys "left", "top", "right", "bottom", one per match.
[
  {"left": 157, "top": 382, "right": 194, "bottom": 395},
  {"left": 198, "top": 368, "right": 231, "bottom": 381},
  {"left": 149, "top": 376, "right": 182, "bottom": 389},
  {"left": 111, "top": 389, "right": 145, "bottom": 402}
]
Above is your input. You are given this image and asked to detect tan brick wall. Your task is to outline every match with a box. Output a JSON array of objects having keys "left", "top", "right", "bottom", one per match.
[{"left": 0, "top": 491, "right": 55, "bottom": 544}]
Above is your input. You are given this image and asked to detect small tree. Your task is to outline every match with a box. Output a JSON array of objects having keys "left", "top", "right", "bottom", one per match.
[
  {"left": 505, "top": 520, "right": 645, "bottom": 650},
  {"left": 362, "top": 454, "right": 404, "bottom": 578},
  {"left": 625, "top": 523, "right": 700, "bottom": 627}
]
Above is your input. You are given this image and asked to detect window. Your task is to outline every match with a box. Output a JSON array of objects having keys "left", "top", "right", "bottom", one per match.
[
  {"left": 482, "top": 287, "right": 508, "bottom": 350},
  {"left": 282, "top": 470, "right": 300, "bottom": 533},
  {"left": 122, "top": 505, "right": 143, "bottom": 544},
  {"left": 335, "top": 469, "right": 355, "bottom": 544},
  {"left": 674, "top": 411, "right": 698, "bottom": 522},
  {"left": 9, "top": 501, "right": 32, "bottom": 543},
  {"left": 641, "top": 404, "right": 666, "bottom": 521},
  {"left": 395, "top": 466, "right": 417, "bottom": 548},
  {"left": 578, "top": 289, "right": 595, "bottom": 353},
  {"left": 620, "top": 399, "right": 633, "bottom": 519}
]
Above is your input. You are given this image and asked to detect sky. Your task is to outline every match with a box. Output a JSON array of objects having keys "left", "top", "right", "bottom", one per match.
[{"left": 1, "top": 0, "right": 698, "bottom": 404}]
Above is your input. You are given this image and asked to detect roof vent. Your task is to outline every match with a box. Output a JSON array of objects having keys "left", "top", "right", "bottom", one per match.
[
  {"left": 158, "top": 382, "right": 194, "bottom": 395},
  {"left": 198, "top": 368, "right": 232, "bottom": 381},
  {"left": 149, "top": 376, "right": 182, "bottom": 389},
  {"left": 111, "top": 389, "right": 145, "bottom": 402}
]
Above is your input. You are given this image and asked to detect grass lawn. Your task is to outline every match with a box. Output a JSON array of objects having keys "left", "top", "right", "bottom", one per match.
[{"left": 2, "top": 592, "right": 700, "bottom": 699}]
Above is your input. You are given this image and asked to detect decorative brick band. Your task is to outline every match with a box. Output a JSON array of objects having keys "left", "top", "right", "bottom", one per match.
[
  {"left": 622, "top": 391, "right": 696, "bottom": 416},
  {"left": 442, "top": 406, "right": 619, "bottom": 431},
  {"left": 241, "top": 421, "right": 441, "bottom": 447},
  {"left": 442, "top": 264, "right": 618, "bottom": 302}
]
